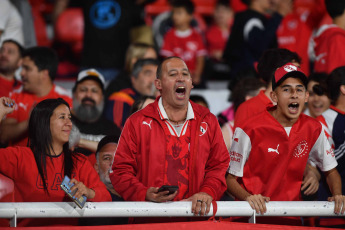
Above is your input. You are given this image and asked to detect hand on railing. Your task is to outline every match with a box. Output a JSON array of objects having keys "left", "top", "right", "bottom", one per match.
[
  {"left": 328, "top": 195, "right": 345, "bottom": 214},
  {"left": 245, "top": 194, "right": 270, "bottom": 215},
  {"left": 186, "top": 192, "right": 213, "bottom": 216}
]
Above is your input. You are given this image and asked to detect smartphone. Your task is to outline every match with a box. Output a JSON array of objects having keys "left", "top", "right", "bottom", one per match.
[
  {"left": 60, "top": 175, "right": 87, "bottom": 209},
  {"left": 158, "top": 185, "right": 179, "bottom": 195}
]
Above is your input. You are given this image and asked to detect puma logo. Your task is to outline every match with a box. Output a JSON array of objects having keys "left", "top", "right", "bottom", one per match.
[
  {"left": 268, "top": 144, "right": 279, "bottom": 154},
  {"left": 142, "top": 120, "right": 152, "bottom": 129},
  {"left": 18, "top": 102, "right": 27, "bottom": 111}
]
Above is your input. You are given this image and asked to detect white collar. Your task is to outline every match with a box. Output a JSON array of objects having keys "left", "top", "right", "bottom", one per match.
[
  {"left": 158, "top": 97, "right": 195, "bottom": 121},
  {"left": 175, "top": 28, "right": 192, "bottom": 38}
]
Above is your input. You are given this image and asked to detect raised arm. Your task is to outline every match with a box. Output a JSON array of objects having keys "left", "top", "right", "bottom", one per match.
[{"left": 0, "top": 97, "right": 15, "bottom": 123}]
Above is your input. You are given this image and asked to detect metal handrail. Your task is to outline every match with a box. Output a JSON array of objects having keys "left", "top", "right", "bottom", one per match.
[{"left": 1, "top": 201, "right": 343, "bottom": 227}]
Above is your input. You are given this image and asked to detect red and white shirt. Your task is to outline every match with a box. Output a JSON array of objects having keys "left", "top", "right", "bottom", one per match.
[
  {"left": 228, "top": 109, "right": 337, "bottom": 201},
  {"left": 312, "top": 24, "right": 345, "bottom": 74},
  {"left": 160, "top": 28, "right": 207, "bottom": 72}
]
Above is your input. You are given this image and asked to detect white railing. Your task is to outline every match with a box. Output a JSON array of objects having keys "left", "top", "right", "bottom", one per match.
[{"left": 1, "top": 201, "right": 344, "bottom": 227}]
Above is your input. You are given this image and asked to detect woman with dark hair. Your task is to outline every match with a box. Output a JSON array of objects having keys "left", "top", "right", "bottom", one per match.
[{"left": 0, "top": 97, "right": 111, "bottom": 226}]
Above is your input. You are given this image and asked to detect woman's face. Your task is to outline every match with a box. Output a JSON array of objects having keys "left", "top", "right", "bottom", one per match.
[{"left": 50, "top": 104, "right": 72, "bottom": 147}]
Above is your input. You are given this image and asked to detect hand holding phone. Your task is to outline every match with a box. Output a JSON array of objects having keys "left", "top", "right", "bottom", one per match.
[
  {"left": 158, "top": 185, "right": 179, "bottom": 195},
  {"left": 60, "top": 176, "right": 87, "bottom": 209}
]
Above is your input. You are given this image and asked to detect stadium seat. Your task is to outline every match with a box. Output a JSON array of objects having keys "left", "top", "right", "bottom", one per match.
[{"left": 54, "top": 8, "right": 84, "bottom": 55}]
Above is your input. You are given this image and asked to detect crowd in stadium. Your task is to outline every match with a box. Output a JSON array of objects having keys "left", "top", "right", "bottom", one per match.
[{"left": 0, "top": 0, "right": 345, "bottom": 228}]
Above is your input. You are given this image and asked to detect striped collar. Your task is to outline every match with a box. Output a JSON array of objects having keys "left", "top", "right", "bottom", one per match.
[{"left": 157, "top": 97, "right": 195, "bottom": 121}]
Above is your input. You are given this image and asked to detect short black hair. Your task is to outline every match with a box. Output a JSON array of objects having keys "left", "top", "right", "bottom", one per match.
[
  {"left": 190, "top": 95, "right": 209, "bottom": 108},
  {"left": 96, "top": 135, "right": 120, "bottom": 154},
  {"left": 216, "top": 0, "right": 231, "bottom": 7},
  {"left": 257, "top": 48, "right": 301, "bottom": 84},
  {"left": 23, "top": 47, "right": 59, "bottom": 81},
  {"left": 308, "top": 72, "right": 328, "bottom": 96},
  {"left": 325, "top": 0, "right": 345, "bottom": 19},
  {"left": 132, "top": 58, "right": 159, "bottom": 79},
  {"left": 171, "top": 0, "right": 195, "bottom": 14},
  {"left": 130, "top": 95, "right": 156, "bottom": 115},
  {"left": 241, "top": 0, "right": 250, "bottom": 6},
  {"left": 2, "top": 39, "right": 25, "bottom": 57},
  {"left": 327, "top": 66, "right": 345, "bottom": 104},
  {"left": 156, "top": 56, "right": 186, "bottom": 79}
]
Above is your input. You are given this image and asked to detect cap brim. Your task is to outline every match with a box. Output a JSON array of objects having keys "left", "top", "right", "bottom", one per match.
[{"left": 274, "top": 71, "right": 308, "bottom": 90}]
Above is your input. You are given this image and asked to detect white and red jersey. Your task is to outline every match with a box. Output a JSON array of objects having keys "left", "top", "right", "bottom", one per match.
[
  {"left": 228, "top": 109, "right": 337, "bottom": 201},
  {"left": 7, "top": 84, "right": 72, "bottom": 146},
  {"left": 160, "top": 28, "right": 207, "bottom": 72},
  {"left": 312, "top": 24, "right": 345, "bottom": 74}
]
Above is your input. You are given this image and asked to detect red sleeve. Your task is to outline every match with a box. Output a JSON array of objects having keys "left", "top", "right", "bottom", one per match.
[
  {"left": 234, "top": 102, "right": 250, "bottom": 128},
  {"left": 199, "top": 115, "right": 230, "bottom": 200},
  {"left": 110, "top": 118, "right": 148, "bottom": 201},
  {"left": 76, "top": 155, "right": 111, "bottom": 202},
  {"left": 0, "top": 147, "right": 25, "bottom": 180},
  {"left": 326, "top": 34, "right": 345, "bottom": 73}
]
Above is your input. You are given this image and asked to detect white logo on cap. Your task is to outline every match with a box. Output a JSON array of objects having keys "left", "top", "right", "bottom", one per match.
[{"left": 284, "top": 65, "right": 297, "bottom": 72}]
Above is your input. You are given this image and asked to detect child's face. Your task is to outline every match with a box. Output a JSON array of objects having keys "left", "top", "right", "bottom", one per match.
[
  {"left": 214, "top": 5, "right": 233, "bottom": 27},
  {"left": 172, "top": 7, "right": 192, "bottom": 29},
  {"left": 307, "top": 80, "right": 330, "bottom": 118},
  {"left": 270, "top": 77, "right": 309, "bottom": 123}
]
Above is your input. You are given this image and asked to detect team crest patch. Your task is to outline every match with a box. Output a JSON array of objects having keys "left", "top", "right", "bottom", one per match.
[
  {"left": 199, "top": 122, "right": 208, "bottom": 136},
  {"left": 284, "top": 64, "right": 297, "bottom": 72},
  {"left": 293, "top": 140, "right": 309, "bottom": 158}
]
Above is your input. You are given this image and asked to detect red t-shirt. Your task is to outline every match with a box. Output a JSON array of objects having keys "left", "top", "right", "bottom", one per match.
[
  {"left": 7, "top": 85, "right": 72, "bottom": 146},
  {"left": 205, "top": 25, "right": 230, "bottom": 59},
  {"left": 277, "top": 13, "right": 312, "bottom": 76},
  {"left": 0, "top": 76, "right": 21, "bottom": 97},
  {"left": 234, "top": 90, "right": 273, "bottom": 128},
  {"left": 313, "top": 24, "right": 345, "bottom": 74},
  {"left": 0, "top": 146, "right": 111, "bottom": 226},
  {"left": 160, "top": 28, "right": 207, "bottom": 72}
]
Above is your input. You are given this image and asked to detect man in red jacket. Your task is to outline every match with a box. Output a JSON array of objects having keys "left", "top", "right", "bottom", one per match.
[{"left": 110, "top": 56, "right": 229, "bottom": 217}]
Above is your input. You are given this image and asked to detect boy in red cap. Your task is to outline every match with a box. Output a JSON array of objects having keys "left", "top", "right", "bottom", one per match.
[{"left": 226, "top": 63, "right": 345, "bottom": 225}]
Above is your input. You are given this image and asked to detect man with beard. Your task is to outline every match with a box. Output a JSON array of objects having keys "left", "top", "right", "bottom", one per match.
[
  {"left": 0, "top": 46, "right": 72, "bottom": 147},
  {"left": 0, "top": 40, "right": 23, "bottom": 98},
  {"left": 110, "top": 57, "right": 229, "bottom": 221},
  {"left": 69, "top": 69, "right": 121, "bottom": 157},
  {"left": 105, "top": 58, "right": 159, "bottom": 130},
  {"left": 79, "top": 135, "right": 128, "bottom": 226}
]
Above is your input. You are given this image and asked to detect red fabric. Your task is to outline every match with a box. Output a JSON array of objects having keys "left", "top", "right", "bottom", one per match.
[
  {"left": 0, "top": 147, "right": 111, "bottom": 203},
  {"left": 7, "top": 85, "right": 72, "bottom": 146},
  {"left": 205, "top": 25, "right": 230, "bottom": 58},
  {"left": 234, "top": 90, "right": 273, "bottom": 128},
  {"left": 277, "top": 13, "right": 312, "bottom": 76},
  {"left": 238, "top": 111, "right": 320, "bottom": 201},
  {"left": 162, "top": 124, "right": 190, "bottom": 200},
  {"left": 110, "top": 97, "right": 229, "bottom": 201},
  {"left": 160, "top": 28, "right": 207, "bottom": 72},
  {"left": 0, "top": 77, "right": 21, "bottom": 97},
  {"left": 0, "top": 147, "right": 111, "bottom": 226},
  {"left": 313, "top": 25, "right": 345, "bottom": 74},
  {"left": 0, "top": 220, "right": 339, "bottom": 229}
]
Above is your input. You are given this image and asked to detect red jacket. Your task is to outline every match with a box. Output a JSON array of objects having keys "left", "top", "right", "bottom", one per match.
[{"left": 110, "top": 98, "right": 229, "bottom": 201}]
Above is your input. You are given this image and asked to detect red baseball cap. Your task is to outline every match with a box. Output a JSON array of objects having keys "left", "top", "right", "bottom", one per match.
[{"left": 272, "top": 63, "right": 308, "bottom": 90}]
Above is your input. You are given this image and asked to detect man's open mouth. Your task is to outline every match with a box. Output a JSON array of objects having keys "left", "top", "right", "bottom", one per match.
[
  {"left": 288, "top": 102, "right": 299, "bottom": 114},
  {"left": 176, "top": 86, "right": 186, "bottom": 98}
]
